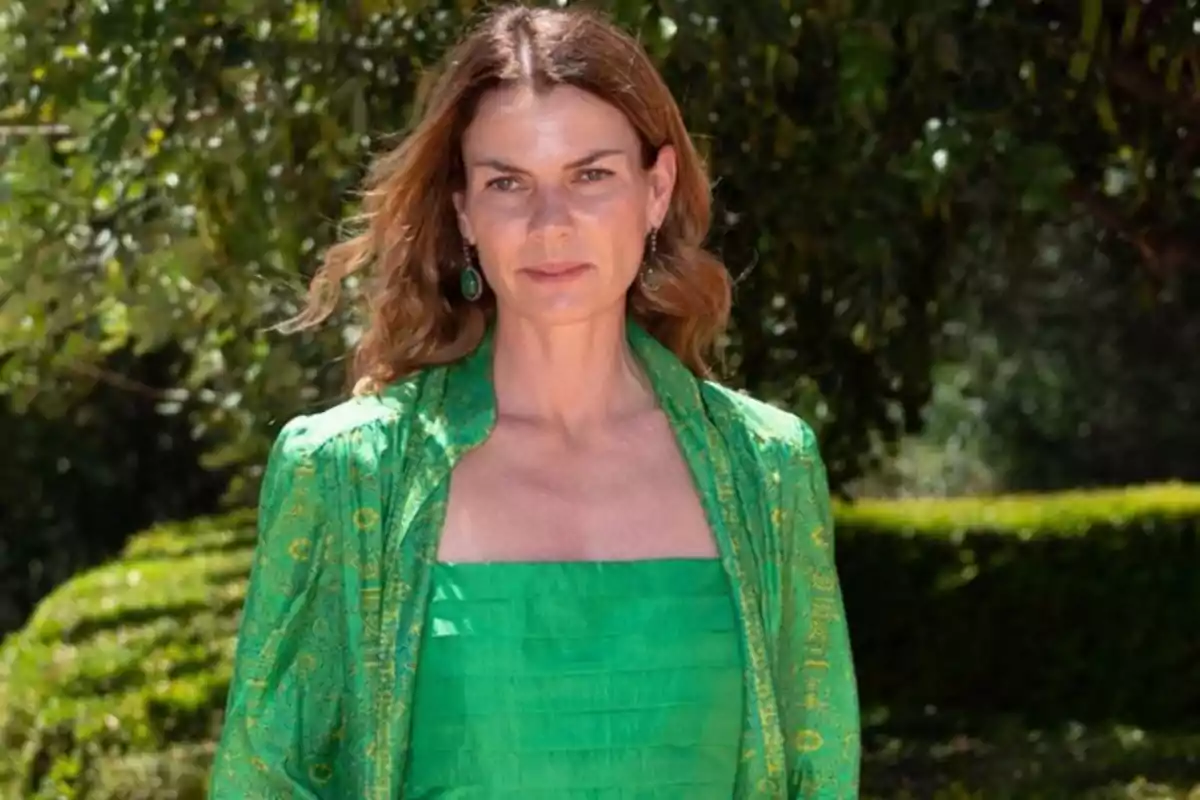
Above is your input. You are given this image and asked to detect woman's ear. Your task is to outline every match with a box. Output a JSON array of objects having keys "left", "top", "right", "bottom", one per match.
[
  {"left": 646, "top": 144, "right": 677, "bottom": 228},
  {"left": 452, "top": 191, "right": 474, "bottom": 244}
]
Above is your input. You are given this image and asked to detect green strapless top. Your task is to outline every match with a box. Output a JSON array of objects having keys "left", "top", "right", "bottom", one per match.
[{"left": 404, "top": 558, "right": 744, "bottom": 798}]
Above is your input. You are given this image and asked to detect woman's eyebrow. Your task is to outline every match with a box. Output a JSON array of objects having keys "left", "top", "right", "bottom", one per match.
[{"left": 469, "top": 147, "right": 627, "bottom": 173}]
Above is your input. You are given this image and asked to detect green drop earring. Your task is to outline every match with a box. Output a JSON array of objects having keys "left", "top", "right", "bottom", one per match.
[{"left": 460, "top": 239, "right": 483, "bottom": 301}]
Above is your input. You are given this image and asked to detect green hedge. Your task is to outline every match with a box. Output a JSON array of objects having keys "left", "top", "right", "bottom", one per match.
[
  {"left": 1, "top": 486, "right": 1197, "bottom": 798},
  {"left": 0, "top": 512, "right": 256, "bottom": 800},
  {"left": 836, "top": 482, "right": 1200, "bottom": 731}
]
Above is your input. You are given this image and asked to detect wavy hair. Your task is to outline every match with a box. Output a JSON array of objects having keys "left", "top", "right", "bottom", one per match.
[{"left": 285, "top": 4, "right": 732, "bottom": 392}]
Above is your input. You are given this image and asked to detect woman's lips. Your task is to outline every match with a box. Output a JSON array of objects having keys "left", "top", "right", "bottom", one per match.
[{"left": 522, "top": 262, "right": 592, "bottom": 282}]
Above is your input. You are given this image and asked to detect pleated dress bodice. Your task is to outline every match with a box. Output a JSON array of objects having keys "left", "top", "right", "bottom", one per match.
[{"left": 403, "top": 558, "right": 744, "bottom": 798}]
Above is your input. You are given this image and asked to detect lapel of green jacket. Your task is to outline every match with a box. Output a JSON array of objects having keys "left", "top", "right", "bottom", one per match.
[
  {"left": 373, "top": 331, "right": 495, "bottom": 797},
  {"left": 625, "top": 322, "right": 787, "bottom": 797}
]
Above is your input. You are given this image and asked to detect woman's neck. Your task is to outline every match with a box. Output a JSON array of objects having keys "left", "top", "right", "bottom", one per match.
[{"left": 490, "top": 309, "right": 656, "bottom": 436}]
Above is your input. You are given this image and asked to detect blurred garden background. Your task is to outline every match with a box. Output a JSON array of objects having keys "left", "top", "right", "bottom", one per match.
[{"left": 0, "top": 0, "right": 1197, "bottom": 797}]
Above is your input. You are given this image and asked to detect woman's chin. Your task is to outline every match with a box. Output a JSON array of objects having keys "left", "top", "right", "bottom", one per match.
[{"left": 497, "top": 295, "right": 627, "bottom": 328}]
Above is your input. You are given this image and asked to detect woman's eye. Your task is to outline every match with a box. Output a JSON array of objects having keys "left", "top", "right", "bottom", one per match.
[
  {"left": 485, "top": 176, "right": 520, "bottom": 191},
  {"left": 578, "top": 168, "right": 613, "bottom": 183}
]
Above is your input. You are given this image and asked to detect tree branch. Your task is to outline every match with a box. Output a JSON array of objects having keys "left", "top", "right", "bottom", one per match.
[
  {"left": 1105, "top": 55, "right": 1200, "bottom": 127},
  {"left": 1066, "top": 182, "right": 1200, "bottom": 275}
]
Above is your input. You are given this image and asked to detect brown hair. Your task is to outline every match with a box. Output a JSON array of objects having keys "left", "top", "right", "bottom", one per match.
[{"left": 285, "top": 4, "right": 731, "bottom": 393}]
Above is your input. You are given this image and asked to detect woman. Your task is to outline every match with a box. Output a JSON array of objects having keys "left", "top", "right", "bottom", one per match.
[{"left": 210, "top": 5, "right": 859, "bottom": 799}]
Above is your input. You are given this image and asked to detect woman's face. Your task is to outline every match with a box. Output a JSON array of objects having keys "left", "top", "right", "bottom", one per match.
[{"left": 454, "top": 84, "right": 676, "bottom": 326}]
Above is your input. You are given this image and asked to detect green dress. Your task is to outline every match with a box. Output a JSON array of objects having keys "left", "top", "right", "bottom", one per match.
[{"left": 403, "top": 559, "right": 744, "bottom": 798}]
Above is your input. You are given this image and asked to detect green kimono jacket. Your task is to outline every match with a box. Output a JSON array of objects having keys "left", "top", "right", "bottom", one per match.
[{"left": 210, "top": 321, "right": 860, "bottom": 799}]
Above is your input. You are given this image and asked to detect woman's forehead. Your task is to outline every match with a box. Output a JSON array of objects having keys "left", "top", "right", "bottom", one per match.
[{"left": 462, "top": 84, "right": 641, "bottom": 167}]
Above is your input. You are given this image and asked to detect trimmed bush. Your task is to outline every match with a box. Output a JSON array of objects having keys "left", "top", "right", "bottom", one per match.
[
  {"left": 1, "top": 486, "right": 1197, "bottom": 798},
  {"left": 0, "top": 512, "right": 256, "bottom": 800},
  {"left": 837, "top": 482, "right": 1200, "bottom": 730}
]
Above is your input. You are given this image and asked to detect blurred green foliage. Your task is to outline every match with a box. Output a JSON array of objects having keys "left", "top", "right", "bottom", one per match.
[{"left": 1, "top": 0, "right": 1196, "bottom": 488}]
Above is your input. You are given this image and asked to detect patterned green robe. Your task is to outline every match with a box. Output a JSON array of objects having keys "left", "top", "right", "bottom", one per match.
[{"left": 210, "top": 321, "right": 860, "bottom": 799}]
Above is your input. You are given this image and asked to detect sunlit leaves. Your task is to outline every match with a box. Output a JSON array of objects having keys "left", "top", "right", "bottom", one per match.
[{"left": 0, "top": 0, "right": 1196, "bottom": 490}]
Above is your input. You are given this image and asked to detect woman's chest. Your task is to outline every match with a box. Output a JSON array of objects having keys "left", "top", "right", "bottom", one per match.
[{"left": 436, "top": 419, "right": 719, "bottom": 562}]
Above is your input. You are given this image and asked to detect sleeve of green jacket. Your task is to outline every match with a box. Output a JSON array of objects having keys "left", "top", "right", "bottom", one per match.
[
  {"left": 779, "top": 422, "right": 862, "bottom": 799},
  {"left": 209, "top": 418, "right": 349, "bottom": 800}
]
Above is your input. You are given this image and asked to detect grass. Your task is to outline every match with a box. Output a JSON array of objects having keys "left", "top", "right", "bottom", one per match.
[{"left": 861, "top": 715, "right": 1200, "bottom": 798}]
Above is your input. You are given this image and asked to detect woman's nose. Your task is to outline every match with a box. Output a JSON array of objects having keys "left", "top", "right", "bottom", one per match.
[{"left": 528, "top": 185, "right": 573, "bottom": 232}]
